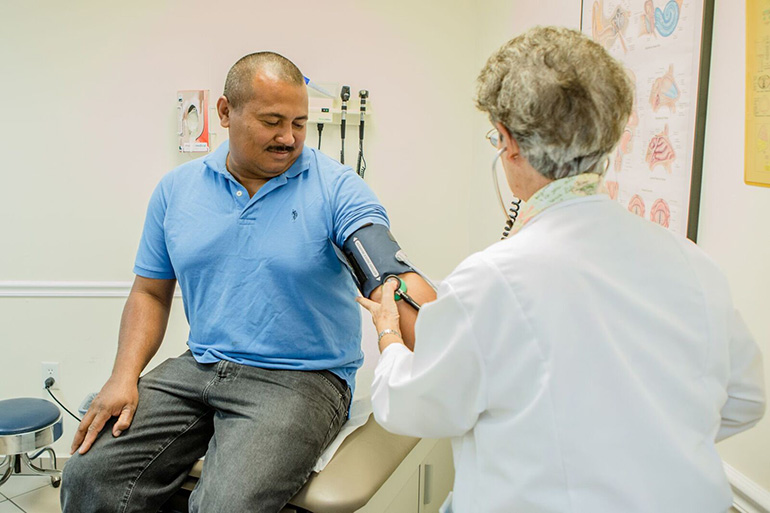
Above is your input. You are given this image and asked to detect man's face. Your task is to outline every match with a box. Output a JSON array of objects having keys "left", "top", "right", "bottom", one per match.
[{"left": 218, "top": 72, "right": 308, "bottom": 181}]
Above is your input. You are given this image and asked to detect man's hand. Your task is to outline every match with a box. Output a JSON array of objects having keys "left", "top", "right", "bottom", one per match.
[
  {"left": 69, "top": 276, "right": 173, "bottom": 455},
  {"left": 71, "top": 377, "right": 138, "bottom": 455}
]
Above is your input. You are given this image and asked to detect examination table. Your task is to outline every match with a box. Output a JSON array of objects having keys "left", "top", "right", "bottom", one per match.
[
  {"left": 169, "top": 310, "right": 455, "bottom": 513},
  {"left": 174, "top": 416, "right": 453, "bottom": 513},
  {"left": 169, "top": 413, "right": 453, "bottom": 513}
]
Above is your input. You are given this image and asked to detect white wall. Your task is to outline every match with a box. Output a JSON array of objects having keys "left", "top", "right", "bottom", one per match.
[
  {"left": 469, "top": 1, "right": 582, "bottom": 250},
  {"left": 699, "top": 0, "right": 770, "bottom": 491},
  {"left": 0, "top": 0, "right": 479, "bottom": 455},
  {"left": 0, "top": 0, "right": 477, "bottom": 282}
]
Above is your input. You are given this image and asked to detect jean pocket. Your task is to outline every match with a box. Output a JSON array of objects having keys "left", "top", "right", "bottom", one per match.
[
  {"left": 316, "top": 370, "right": 347, "bottom": 397},
  {"left": 311, "top": 373, "right": 350, "bottom": 444}
]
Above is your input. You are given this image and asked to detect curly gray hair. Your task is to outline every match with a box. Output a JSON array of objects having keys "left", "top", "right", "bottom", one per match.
[{"left": 476, "top": 26, "right": 633, "bottom": 180}]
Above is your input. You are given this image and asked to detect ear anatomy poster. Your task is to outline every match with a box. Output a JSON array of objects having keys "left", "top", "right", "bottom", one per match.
[
  {"left": 581, "top": 0, "right": 712, "bottom": 239},
  {"left": 746, "top": 0, "right": 770, "bottom": 188},
  {"left": 178, "top": 90, "right": 210, "bottom": 153}
]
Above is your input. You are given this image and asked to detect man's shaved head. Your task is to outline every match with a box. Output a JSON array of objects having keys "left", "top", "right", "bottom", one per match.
[{"left": 223, "top": 52, "right": 304, "bottom": 110}]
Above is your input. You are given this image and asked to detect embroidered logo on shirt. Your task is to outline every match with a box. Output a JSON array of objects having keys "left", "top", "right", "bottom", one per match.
[{"left": 292, "top": 209, "right": 298, "bottom": 221}]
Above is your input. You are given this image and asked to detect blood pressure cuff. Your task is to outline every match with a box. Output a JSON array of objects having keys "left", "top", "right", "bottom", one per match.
[{"left": 340, "top": 223, "right": 413, "bottom": 298}]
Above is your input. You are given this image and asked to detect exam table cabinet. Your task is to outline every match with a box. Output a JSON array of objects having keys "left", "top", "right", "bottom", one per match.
[{"left": 171, "top": 415, "right": 455, "bottom": 513}]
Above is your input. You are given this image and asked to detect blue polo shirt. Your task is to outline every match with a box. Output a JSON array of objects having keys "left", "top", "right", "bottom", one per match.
[{"left": 134, "top": 140, "right": 388, "bottom": 392}]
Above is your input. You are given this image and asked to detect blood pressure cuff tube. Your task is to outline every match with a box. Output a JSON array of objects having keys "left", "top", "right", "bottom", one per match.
[{"left": 341, "top": 223, "right": 414, "bottom": 298}]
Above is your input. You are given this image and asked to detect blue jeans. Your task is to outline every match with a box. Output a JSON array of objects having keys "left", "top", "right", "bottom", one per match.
[{"left": 60, "top": 351, "right": 351, "bottom": 513}]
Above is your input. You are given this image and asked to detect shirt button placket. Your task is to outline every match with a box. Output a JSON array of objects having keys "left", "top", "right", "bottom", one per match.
[{"left": 233, "top": 185, "right": 249, "bottom": 218}]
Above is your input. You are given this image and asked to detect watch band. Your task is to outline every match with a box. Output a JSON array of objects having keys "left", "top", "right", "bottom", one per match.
[{"left": 377, "top": 328, "right": 401, "bottom": 344}]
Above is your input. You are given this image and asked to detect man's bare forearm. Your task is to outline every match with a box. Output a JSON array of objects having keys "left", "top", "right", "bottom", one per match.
[
  {"left": 370, "top": 272, "right": 436, "bottom": 351},
  {"left": 71, "top": 276, "right": 177, "bottom": 454},
  {"left": 111, "top": 276, "right": 176, "bottom": 383}
]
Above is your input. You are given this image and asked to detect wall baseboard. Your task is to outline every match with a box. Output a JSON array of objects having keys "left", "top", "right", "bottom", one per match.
[
  {"left": 725, "top": 462, "right": 770, "bottom": 513},
  {"left": 0, "top": 281, "right": 181, "bottom": 298}
]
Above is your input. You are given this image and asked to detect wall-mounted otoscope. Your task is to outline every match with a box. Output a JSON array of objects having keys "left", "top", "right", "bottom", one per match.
[
  {"left": 356, "top": 90, "right": 369, "bottom": 178},
  {"left": 340, "top": 86, "right": 351, "bottom": 164}
]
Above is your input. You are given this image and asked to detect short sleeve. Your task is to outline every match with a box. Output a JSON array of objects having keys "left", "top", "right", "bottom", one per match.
[
  {"left": 331, "top": 170, "right": 389, "bottom": 247},
  {"left": 133, "top": 180, "right": 176, "bottom": 279}
]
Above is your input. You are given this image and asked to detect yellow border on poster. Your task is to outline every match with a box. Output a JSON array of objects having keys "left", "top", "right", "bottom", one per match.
[{"left": 746, "top": 0, "right": 770, "bottom": 187}]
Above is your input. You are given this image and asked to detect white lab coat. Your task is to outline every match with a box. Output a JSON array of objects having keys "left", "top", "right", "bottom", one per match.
[{"left": 372, "top": 195, "right": 765, "bottom": 513}]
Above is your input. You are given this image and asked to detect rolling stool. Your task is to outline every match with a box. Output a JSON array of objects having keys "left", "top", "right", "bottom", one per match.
[{"left": 0, "top": 398, "right": 63, "bottom": 489}]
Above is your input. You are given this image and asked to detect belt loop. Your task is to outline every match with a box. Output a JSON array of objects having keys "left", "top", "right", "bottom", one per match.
[{"left": 216, "top": 360, "right": 228, "bottom": 378}]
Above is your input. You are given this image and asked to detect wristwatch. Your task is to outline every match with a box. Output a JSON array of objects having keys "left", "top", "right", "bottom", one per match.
[{"left": 377, "top": 328, "right": 401, "bottom": 344}]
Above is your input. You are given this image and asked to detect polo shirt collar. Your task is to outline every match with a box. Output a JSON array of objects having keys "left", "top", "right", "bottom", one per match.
[
  {"left": 204, "top": 140, "right": 311, "bottom": 184},
  {"left": 203, "top": 140, "right": 230, "bottom": 176},
  {"left": 269, "top": 146, "right": 311, "bottom": 186}
]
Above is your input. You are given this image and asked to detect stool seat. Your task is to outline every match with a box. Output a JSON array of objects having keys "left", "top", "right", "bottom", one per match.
[
  {"left": 0, "top": 398, "right": 62, "bottom": 436},
  {"left": 0, "top": 398, "right": 63, "bottom": 456},
  {"left": 0, "top": 398, "right": 63, "bottom": 490}
]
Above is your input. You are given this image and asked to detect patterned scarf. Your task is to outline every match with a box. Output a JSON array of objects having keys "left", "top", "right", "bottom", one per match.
[{"left": 508, "top": 173, "right": 606, "bottom": 236}]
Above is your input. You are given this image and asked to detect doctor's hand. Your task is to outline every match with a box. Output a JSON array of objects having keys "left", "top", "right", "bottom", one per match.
[
  {"left": 71, "top": 376, "right": 138, "bottom": 455},
  {"left": 357, "top": 278, "right": 403, "bottom": 352}
]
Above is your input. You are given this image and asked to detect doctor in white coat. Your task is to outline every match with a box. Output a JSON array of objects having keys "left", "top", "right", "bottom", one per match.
[{"left": 358, "top": 26, "right": 765, "bottom": 513}]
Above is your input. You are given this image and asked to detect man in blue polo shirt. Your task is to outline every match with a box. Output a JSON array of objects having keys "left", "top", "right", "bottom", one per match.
[{"left": 61, "top": 52, "right": 389, "bottom": 513}]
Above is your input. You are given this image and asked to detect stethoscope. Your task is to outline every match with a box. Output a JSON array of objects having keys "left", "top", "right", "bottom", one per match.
[
  {"left": 490, "top": 147, "right": 611, "bottom": 239},
  {"left": 382, "top": 250, "right": 439, "bottom": 312},
  {"left": 491, "top": 147, "right": 522, "bottom": 239}
]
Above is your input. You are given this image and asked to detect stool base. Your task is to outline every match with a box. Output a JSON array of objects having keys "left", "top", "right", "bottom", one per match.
[{"left": 0, "top": 448, "right": 62, "bottom": 489}]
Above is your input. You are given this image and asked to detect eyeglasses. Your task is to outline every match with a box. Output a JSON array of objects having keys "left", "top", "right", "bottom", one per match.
[
  {"left": 487, "top": 128, "right": 510, "bottom": 224},
  {"left": 486, "top": 128, "right": 501, "bottom": 148}
]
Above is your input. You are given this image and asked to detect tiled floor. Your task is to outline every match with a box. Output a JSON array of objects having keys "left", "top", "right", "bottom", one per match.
[{"left": 0, "top": 475, "right": 60, "bottom": 513}]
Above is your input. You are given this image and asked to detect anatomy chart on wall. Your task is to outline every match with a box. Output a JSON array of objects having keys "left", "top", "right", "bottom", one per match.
[
  {"left": 746, "top": 0, "right": 770, "bottom": 187},
  {"left": 581, "top": 0, "right": 714, "bottom": 240},
  {"left": 178, "top": 90, "right": 210, "bottom": 153}
]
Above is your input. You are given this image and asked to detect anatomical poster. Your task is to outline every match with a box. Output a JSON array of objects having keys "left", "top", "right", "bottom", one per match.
[
  {"left": 581, "top": 0, "right": 713, "bottom": 240},
  {"left": 746, "top": 0, "right": 770, "bottom": 188},
  {"left": 178, "top": 90, "right": 210, "bottom": 153}
]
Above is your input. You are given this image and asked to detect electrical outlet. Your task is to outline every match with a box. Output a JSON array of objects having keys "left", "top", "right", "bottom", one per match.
[{"left": 41, "top": 361, "right": 60, "bottom": 389}]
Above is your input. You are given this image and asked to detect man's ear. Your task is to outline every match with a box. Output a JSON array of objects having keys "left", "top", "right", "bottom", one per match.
[
  {"left": 217, "top": 96, "right": 231, "bottom": 128},
  {"left": 494, "top": 122, "right": 521, "bottom": 162}
]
